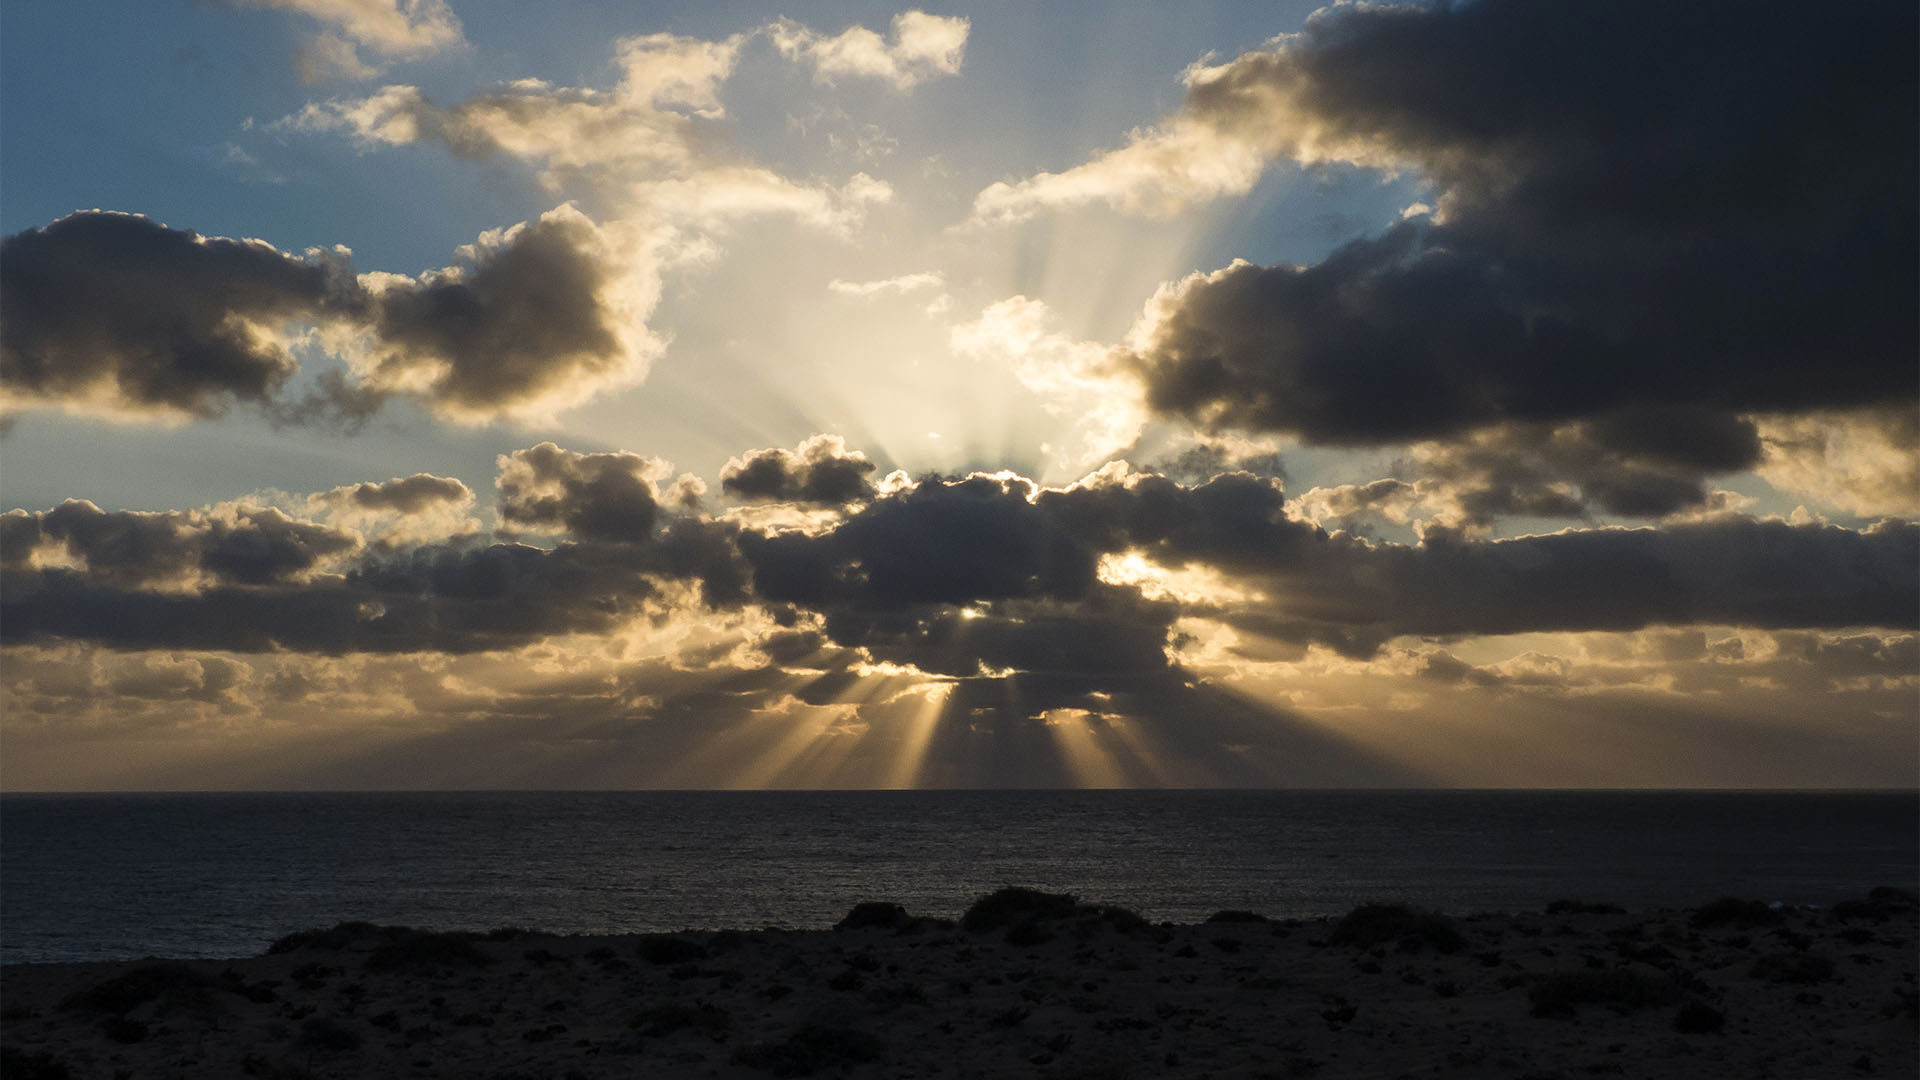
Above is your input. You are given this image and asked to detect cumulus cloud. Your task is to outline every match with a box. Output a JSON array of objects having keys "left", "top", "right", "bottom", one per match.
[
  {"left": 308, "top": 473, "right": 476, "bottom": 545},
  {"left": 0, "top": 212, "right": 358, "bottom": 422},
  {"left": 2, "top": 499, "right": 360, "bottom": 590},
  {"left": 770, "top": 11, "right": 969, "bottom": 90},
  {"left": 230, "top": 0, "right": 465, "bottom": 83},
  {"left": 283, "top": 19, "right": 911, "bottom": 231},
  {"left": 2, "top": 207, "right": 654, "bottom": 427},
  {"left": 6, "top": 448, "right": 1915, "bottom": 787},
  {"left": 347, "top": 204, "right": 659, "bottom": 423},
  {"left": 958, "top": 0, "right": 1919, "bottom": 526},
  {"left": 496, "top": 442, "right": 681, "bottom": 543},
  {"left": 721, "top": 434, "right": 878, "bottom": 506},
  {"left": 2, "top": 445, "right": 744, "bottom": 656}
]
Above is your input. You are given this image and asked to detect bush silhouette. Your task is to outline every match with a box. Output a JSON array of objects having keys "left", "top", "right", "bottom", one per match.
[
  {"left": 59, "top": 964, "right": 213, "bottom": 1015},
  {"left": 1672, "top": 998, "right": 1725, "bottom": 1033},
  {"left": 1748, "top": 951, "right": 1834, "bottom": 984},
  {"left": 835, "top": 902, "right": 913, "bottom": 931},
  {"left": 1690, "top": 897, "right": 1780, "bottom": 929},
  {"left": 732, "top": 1023, "right": 884, "bottom": 1076},
  {"left": 1329, "top": 903, "right": 1463, "bottom": 954},
  {"left": 637, "top": 935, "right": 710, "bottom": 965},
  {"left": 363, "top": 929, "right": 492, "bottom": 972},
  {"left": 1832, "top": 886, "right": 1918, "bottom": 923},
  {"left": 961, "top": 888, "right": 1081, "bottom": 931},
  {"left": 1522, "top": 968, "right": 1681, "bottom": 1018},
  {"left": 265, "top": 922, "right": 386, "bottom": 955}
]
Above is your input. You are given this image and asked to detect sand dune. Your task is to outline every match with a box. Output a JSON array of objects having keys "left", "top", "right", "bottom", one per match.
[{"left": 2, "top": 888, "right": 1914, "bottom": 1079}]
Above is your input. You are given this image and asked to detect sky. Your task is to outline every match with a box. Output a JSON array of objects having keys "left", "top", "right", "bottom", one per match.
[{"left": 1, "top": 0, "right": 1915, "bottom": 791}]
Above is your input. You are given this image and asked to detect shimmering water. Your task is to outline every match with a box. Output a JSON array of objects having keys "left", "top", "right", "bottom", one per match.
[{"left": 2, "top": 789, "right": 1912, "bottom": 963}]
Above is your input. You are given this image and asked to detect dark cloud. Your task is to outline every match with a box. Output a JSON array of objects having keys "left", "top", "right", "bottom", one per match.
[
  {"left": 721, "top": 434, "right": 878, "bottom": 505},
  {"left": 359, "top": 205, "right": 638, "bottom": 420},
  {"left": 1, "top": 205, "right": 641, "bottom": 427},
  {"left": 4, "top": 460, "right": 1912, "bottom": 689},
  {"left": 5, "top": 500, "right": 359, "bottom": 588},
  {"left": 496, "top": 442, "right": 665, "bottom": 544},
  {"left": 1130, "top": 0, "right": 1916, "bottom": 467},
  {"left": 317, "top": 473, "right": 473, "bottom": 514},
  {"left": 1228, "top": 517, "right": 1919, "bottom": 657},
  {"left": 0, "top": 211, "right": 356, "bottom": 419}
]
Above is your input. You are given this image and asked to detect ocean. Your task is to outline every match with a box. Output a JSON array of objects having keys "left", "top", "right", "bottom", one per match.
[{"left": 2, "top": 789, "right": 1913, "bottom": 964}]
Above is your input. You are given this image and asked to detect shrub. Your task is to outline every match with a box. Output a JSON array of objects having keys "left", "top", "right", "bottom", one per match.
[
  {"left": 1206, "top": 910, "right": 1268, "bottom": 924},
  {"left": 961, "top": 888, "right": 1081, "bottom": 931},
  {"left": 1522, "top": 968, "right": 1682, "bottom": 1018},
  {"left": 637, "top": 935, "right": 710, "bottom": 965},
  {"left": 59, "top": 964, "right": 213, "bottom": 1014},
  {"left": 1748, "top": 951, "right": 1834, "bottom": 984},
  {"left": 1832, "top": 886, "right": 1918, "bottom": 923},
  {"left": 1672, "top": 998, "right": 1725, "bottom": 1033},
  {"left": 1545, "top": 899, "right": 1624, "bottom": 915},
  {"left": 296, "top": 1015, "right": 361, "bottom": 1053},
  {"left": 835, "top": 902, "right": 912, "bottom": 931},
  {"left": 630, "top": 1002, "right": 732, "bottom": 1039},
  {"left": 265, "top": 922, "right": 385, "bottom": 955},
  {"left": 1329, "top": 903, "right": 1463, "bottom": 954},
  {"left": 732, "top": 1023, "right": 885, "bottom": 1076},
  {"left": 363, "top": 929, "right": 491, "bottom": 972},
  {"left": 1690, "top": 897, "right": 1780, "bottom": 929},
  {"left": 0, "top": 1048, "right": 72, "bottom": 1080},
  {"left": 1005, "top": 921, "right": 1055, "bottom": 947}
]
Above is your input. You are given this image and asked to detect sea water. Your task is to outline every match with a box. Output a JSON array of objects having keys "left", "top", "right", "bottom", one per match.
[{"left": 2, "top": 789, "right": 1913, "bottom": 963}]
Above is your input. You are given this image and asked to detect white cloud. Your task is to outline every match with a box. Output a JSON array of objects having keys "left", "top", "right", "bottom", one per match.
[
  {"left": 770, "top": 11, "right": 969, "bottom": 90},
  {"left": 234, "top": 0, "right": 465, "bottom": 83},
  {"left": 828, "top": 271, "right": 945, "bottom": 298}
]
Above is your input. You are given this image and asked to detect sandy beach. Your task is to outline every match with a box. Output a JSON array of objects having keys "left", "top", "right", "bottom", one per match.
[{"left": 2, "top": 888, "right": 1913, "bottom": 1079}]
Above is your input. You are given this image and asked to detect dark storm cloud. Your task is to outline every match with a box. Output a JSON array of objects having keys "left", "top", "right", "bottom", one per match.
[
  {"left": 316, "top": 473, "right": 473, "bottom": 514},
  {"left": 739, "top": 472, "right": 1096, "bottom": 610},
  {"left": 1131, "top": 0, "right": 1916, "bottom": 454},
  {"left": 359, "top": 206, "right": 635, "bottom": 419},
  {"left": 720, "top": 434, "right": 878, "bottom": 505},
  {"left": 3, "top": 500, "right": 360, "bottom": 588},
  {"left": 1, "top": 530, "right": 728, "bottom": 655},
  {"left": 0, "top": 211, "right": 357, "bottom": 419},
  {"left": 0, "top": 205, "right": 639, "bottom": 426},
  {"left": 4, "top": 462, "right": 1912, "bottom": 668},
  {"left": 496, "top": 442, "right": 664, "bottom": 544},
  {"left": 1230, "top": 517, "right": 1920, "bottom": 658}
]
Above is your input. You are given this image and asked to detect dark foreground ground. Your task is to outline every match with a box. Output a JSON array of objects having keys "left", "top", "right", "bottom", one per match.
[{"left": 2, "top": 888, "right": 1914, "bottom": 1079}]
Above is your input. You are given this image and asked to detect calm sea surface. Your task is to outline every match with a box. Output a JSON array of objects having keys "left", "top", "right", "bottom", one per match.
[{"left": 2, "top": 790, "right": 1913, "bottom": 964}]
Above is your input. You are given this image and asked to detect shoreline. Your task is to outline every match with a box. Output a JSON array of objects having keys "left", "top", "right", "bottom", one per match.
[{"left": 3, "top": 888, "right": 1914, "bottom": 1079}]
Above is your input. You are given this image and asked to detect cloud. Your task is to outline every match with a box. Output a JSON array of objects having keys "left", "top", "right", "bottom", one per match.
[
  {"left": 2, "top": 206, "right": 656, "bottom": 428},
  {"left": 314, "top": 473, "right": 471, "bottom": 515},
  {"left": 1755, "top": 407, "right": 1920, "bottom": 519},
  {"left": 230, "top": 0, "right": 465, "bottom": 83},
  {"left": 0, "top": 211, "right": 358, "bottom": 422},
  {"left": 770, "top": 11, "right": 969, "bottom": 90},
  {"left": 6, "top": 448, "right": 1915, "bottom": 788},
  {"left": 2, "top": 499, "right": 360, "bottom": 590},
  {"left": 721, "top": 434, "right": 879, "bottom": 506},
  {"left": 282, "top": 19, "right": 913, "bottom": 229},
  {"left": 828, "top": 272, "right": 944, "bottom": 299},
  {"left": 948, "top": 0, "right": 1916, "bottom": 526},
  {"left": 2, "top": 445, "right": 744, "bottom": 656},
  {"left": 348, "top": 204, "right": 660, "bottom": 423}
]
